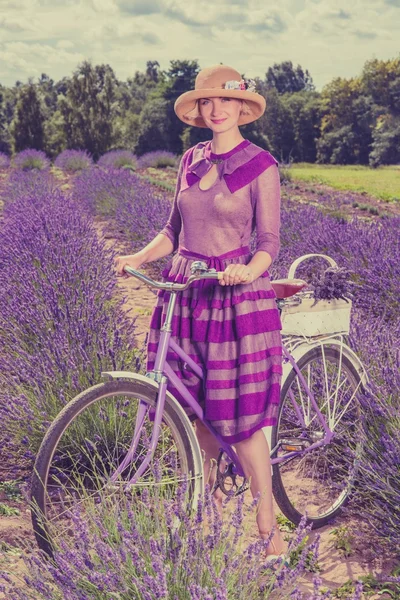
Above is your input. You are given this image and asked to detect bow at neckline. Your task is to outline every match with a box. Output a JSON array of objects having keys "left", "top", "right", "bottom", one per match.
[{"left": 186, "top": 139, "right": 252, "bottom": 181}]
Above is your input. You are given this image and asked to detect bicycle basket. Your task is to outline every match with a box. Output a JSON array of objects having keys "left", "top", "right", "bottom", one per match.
[{"left": 280, "top": 293, "right": 352, "bottom": 337}]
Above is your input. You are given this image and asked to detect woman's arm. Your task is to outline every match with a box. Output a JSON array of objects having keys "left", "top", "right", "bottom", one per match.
[
  {"left": 247, "top": 162, "right": 281, "bottom": 278},
  {"left": 220, "top": 163, "right": 281, "bottom": 286},
  {"left": 115, "top": 154, "right": 186, "bottom": 276}
]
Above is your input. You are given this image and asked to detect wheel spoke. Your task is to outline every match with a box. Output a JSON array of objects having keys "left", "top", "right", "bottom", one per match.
[
  {"left": 31, "top": 381, "right": 202, "bottom": 557},
  {"left": 272, "top": 346, "right": 363, "bottom": 526}
]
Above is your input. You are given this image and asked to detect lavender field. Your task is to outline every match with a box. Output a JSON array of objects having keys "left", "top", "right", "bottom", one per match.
[{"left": 0, "top": 148, "right": 399, "bottom": 598}]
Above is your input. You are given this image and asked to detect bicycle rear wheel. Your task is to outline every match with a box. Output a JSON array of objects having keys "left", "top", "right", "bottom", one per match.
[
  {"left": 31, "top": 379, "right": 203, "bottom": 557},
  {"left": 271, "top": 345, "right": 364, "bottom": 529}
]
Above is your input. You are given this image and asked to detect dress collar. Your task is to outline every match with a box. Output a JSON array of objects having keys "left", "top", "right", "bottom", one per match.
[
  {"left": 187, "top": 139, "right": 254, "bottom": 179},
  {"left": 207, "top": 139, "right": 250, "bottom": 162},
  {"left": 182, "top": 139, "right": 279, "bottom": 194}
]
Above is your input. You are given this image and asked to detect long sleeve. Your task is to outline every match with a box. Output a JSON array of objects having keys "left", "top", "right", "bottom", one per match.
[
  {"left": 250, "top": 163, "right": 281, "bottom": 262},
  {"left": 158, "top": 154, "right": 185, "bottom": 252}
]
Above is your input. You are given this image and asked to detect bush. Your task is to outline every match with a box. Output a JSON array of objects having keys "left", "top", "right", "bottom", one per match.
[
  {"left": 54, "top": 149, "right": 93, "bottom": 173},
  {"left": 278, "top": 161, "right": 293, "bottom": 185},
  {"left": 0, "top": 152, "right": 10, "bottom": 169},
  {"left": 98, "top": 150, "right": 137, "bottom": 170},
  {"left": 72, "top": 166, "right": 139, "bottom": 216},
  {"left": 347, "top": 317, "right": 400, "bottom": 555},
  {"left": 0, "top": 171, "right": 138, "bottom": 469},
  {"left": 72, "top": 166, "right": 172, "bottom": 275},
  {"left": 0, "top": 479, "right": 359, "bottom": 599},
  {"left": 114, "top": 178, "right": 171, "bottom": 253},
  {"left": 271, "top": 202, "right": 400, "bottom": 324},
  {"left": 2, "top": 169, "right": 57, "bottom": 206},
  {"left": 12, "top": 149, "right": 50, "bottom": 171},
  {"left": 137, "top": 150, "right": 179, "bottom": 169}
]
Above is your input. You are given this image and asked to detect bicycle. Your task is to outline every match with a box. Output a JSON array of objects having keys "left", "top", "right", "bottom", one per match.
[{"left": 31, "top": 253, "right": 368, "bottom": 557}]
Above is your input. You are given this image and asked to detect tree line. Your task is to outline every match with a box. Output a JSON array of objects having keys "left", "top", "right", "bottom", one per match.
[{"left": 0, "top": 56, "right": 399, "bottom": 166}]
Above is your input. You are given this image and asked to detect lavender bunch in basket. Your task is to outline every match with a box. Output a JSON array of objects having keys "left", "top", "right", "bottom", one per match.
[{"left": 309, "top": 267, "right": 356, "bottom": 307}]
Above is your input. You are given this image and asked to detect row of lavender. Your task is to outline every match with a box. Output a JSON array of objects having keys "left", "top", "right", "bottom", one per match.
[
  {"left": 278, "top": 198, "right": 400, "bottom": 553},
  {"left": 0, "top": 170, "right": 139, "bottom": 474},
  {"left": 70, "top": 162, "right": 400, "bottom": 555},
  {"left": 0, "top": 148, "right": 178, "bottom": 172}
]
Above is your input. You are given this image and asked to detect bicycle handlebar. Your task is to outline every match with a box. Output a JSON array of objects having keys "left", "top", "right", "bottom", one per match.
[{"left": 123, "top": 266, "right": 223, "bottom": 291}]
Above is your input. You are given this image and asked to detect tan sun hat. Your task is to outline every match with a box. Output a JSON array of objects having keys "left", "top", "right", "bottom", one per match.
[{"left": 174, "top": 64, "right": 266, "bottom": 128}]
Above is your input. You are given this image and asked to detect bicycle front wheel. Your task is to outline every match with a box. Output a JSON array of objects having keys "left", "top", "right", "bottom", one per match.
[
  {"left": 31, "top": 379, "right": 203, "bottom": 557},
  {"left": 271, "top": 345, "right": 364, "bottom": 529}
]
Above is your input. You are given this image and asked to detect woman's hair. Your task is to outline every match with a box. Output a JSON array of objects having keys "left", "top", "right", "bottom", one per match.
[{"left": 183, "top": 99, "right": 253, "bottom": 121}]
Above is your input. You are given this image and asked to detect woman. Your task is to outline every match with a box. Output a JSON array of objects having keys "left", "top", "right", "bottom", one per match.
[{"left": 115, "top": 64, "right": 286, "bottom": 557}]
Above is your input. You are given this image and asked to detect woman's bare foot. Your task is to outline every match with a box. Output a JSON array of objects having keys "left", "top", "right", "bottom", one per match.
[{"left": 260, "top": 527, "right": 287, "bottom": 556}]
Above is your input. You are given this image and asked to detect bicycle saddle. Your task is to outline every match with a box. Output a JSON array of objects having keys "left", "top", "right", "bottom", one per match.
[{"left": 271, "top": 278, "right": 308, "bottom": 299}]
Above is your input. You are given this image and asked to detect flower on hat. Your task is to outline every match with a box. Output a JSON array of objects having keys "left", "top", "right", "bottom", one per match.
[{"left": 223, "top": 78, "right": 257, "bottom": 92}]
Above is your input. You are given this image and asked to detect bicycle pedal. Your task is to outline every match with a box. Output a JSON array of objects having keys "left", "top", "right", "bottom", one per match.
[{"left": 280, "top": 439, "right": 307, "bottom": 452}]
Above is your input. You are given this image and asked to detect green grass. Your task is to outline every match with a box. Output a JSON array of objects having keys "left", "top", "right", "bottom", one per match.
[
  {"left": 289, "top": 163, "right": 400, "bottom": 203},
  {"left": 0, "top": 502, "right": 20, "bottom": 516}
]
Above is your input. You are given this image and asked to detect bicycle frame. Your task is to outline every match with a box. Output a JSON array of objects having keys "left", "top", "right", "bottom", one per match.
[{"left": 107, "top": 285, "right": 357, "bottom": 488}]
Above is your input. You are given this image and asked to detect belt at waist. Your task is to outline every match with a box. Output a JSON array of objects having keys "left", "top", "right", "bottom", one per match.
[
  {"left": 177, "top": 245, "right": 251, "bottom": 318},
  {"left": 178, "top": 245, "right": 251, "bottom": 271}
]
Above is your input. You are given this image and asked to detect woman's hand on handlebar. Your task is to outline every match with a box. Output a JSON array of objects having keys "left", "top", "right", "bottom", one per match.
[
  {"left": 219, "top": 263, "right": 254, "bottom": 286},
  {"left": 114, "top": 254, "right": 143, "bottom": 279}
]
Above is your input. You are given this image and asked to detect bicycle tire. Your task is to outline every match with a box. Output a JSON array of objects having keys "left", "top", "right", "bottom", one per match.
[
  {"left": 271, "top": 345, "right": 364, "bottom": 529},
  {"left": 31, "top": 379, "right": 203, "bottom": 557}
]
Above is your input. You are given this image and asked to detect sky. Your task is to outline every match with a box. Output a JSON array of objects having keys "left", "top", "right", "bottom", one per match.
[{"left": 0, "top": 0, "right": 399, "bottom": 91}]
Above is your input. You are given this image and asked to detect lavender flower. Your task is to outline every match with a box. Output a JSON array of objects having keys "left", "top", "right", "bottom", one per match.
[
  {"left": 12, "top": 149, "right": 50, "bottom": 171},
  {"left": 0, "top": 477, "right": 318, "bottom": 599},
  {"left": 0, "top": 172, "right": 138, "bottom": 465},
  {"left": 72, "top": 166, "right": 138, "bottom": 216},
  {"left": 98, "top": 150, "right": 137, "bottom": 170},
  {"left": 309, "top": 266, "right": 356, "bottom": 305},
  {"left": 0, "top": 151, "right": 10, "bottom": 169},
  {"left": 2, "top": 169, "right": 57, "bottom": 206},
  {"left": 54, "top": 149, "right": 93, "bottom": 173},
  {"left": 137, "top": 150, "right": 179, "bottom": 169}
]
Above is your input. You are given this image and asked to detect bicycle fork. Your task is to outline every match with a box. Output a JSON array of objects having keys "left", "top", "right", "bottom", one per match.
[
  {"left": 110, "top": 377, "right": 169, "bottom": 487},
  {"left": 110, "top": 292, "right": 179, "bottom": 487}
]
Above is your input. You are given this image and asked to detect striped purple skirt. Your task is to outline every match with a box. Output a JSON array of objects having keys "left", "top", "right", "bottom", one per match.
[{"left": 146, "top": 245, "right": 283, "bottom": 444}]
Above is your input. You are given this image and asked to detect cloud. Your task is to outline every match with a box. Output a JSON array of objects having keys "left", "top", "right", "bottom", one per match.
[
  {"left": 352, "top": 29, "right": 377, "bottom": 39},
  {"left": 0, "top": 41, "right": 85, "bottom": 85},
  {"left": 0, "top": 0, "right": 37, "bottom": 7},
  {"left": 141, "top": 32, "right": 160, "bottom": 44},
  {"left": 164, "top": 4, "right": 214, "bottom": 28},
  {"left": 56, "top": 40, "right": 75, "bottom": 49},
  {"left": 0, "top": 17, "right": 32, "bottom": 32},
  {"left": 37, "top": 0, "right": 77, "bottom": 5},
  {"left": 116, "top": 0, "right": 163, "bottom": 16},
  {"left": 217, "top": 12, "right": 243, "bottom": 25},
  {"left": 90, "top": 0, "right": 117, "bottom": 11},
  {"left": 311, "top": 22, "right": 324, "bottom": 34},
  {"left": 0, "top": 50, "right": 29, "bottom": 70},
  {"left": 246, "top": 13, "right": 287, "bottom": 34},
  {"left": 332, "top": 9, "right": 351, "bottom": 19},
  {"left": 87, "top": 19, "right": 161, "bottom": 46}
]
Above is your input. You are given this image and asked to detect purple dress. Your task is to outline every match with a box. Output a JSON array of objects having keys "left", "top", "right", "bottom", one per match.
[{"left": 147, "top": 139, "right": 283, "bottom": 444}]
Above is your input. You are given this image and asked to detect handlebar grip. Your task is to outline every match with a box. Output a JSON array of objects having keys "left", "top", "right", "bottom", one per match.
[{"left": 122, "top": 265, "right": 223, "bottom": 291}]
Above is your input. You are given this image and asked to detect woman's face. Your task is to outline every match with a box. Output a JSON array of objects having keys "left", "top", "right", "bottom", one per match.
[{"left": 199, "top": 97, "right": 242, "bottom": 132}]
